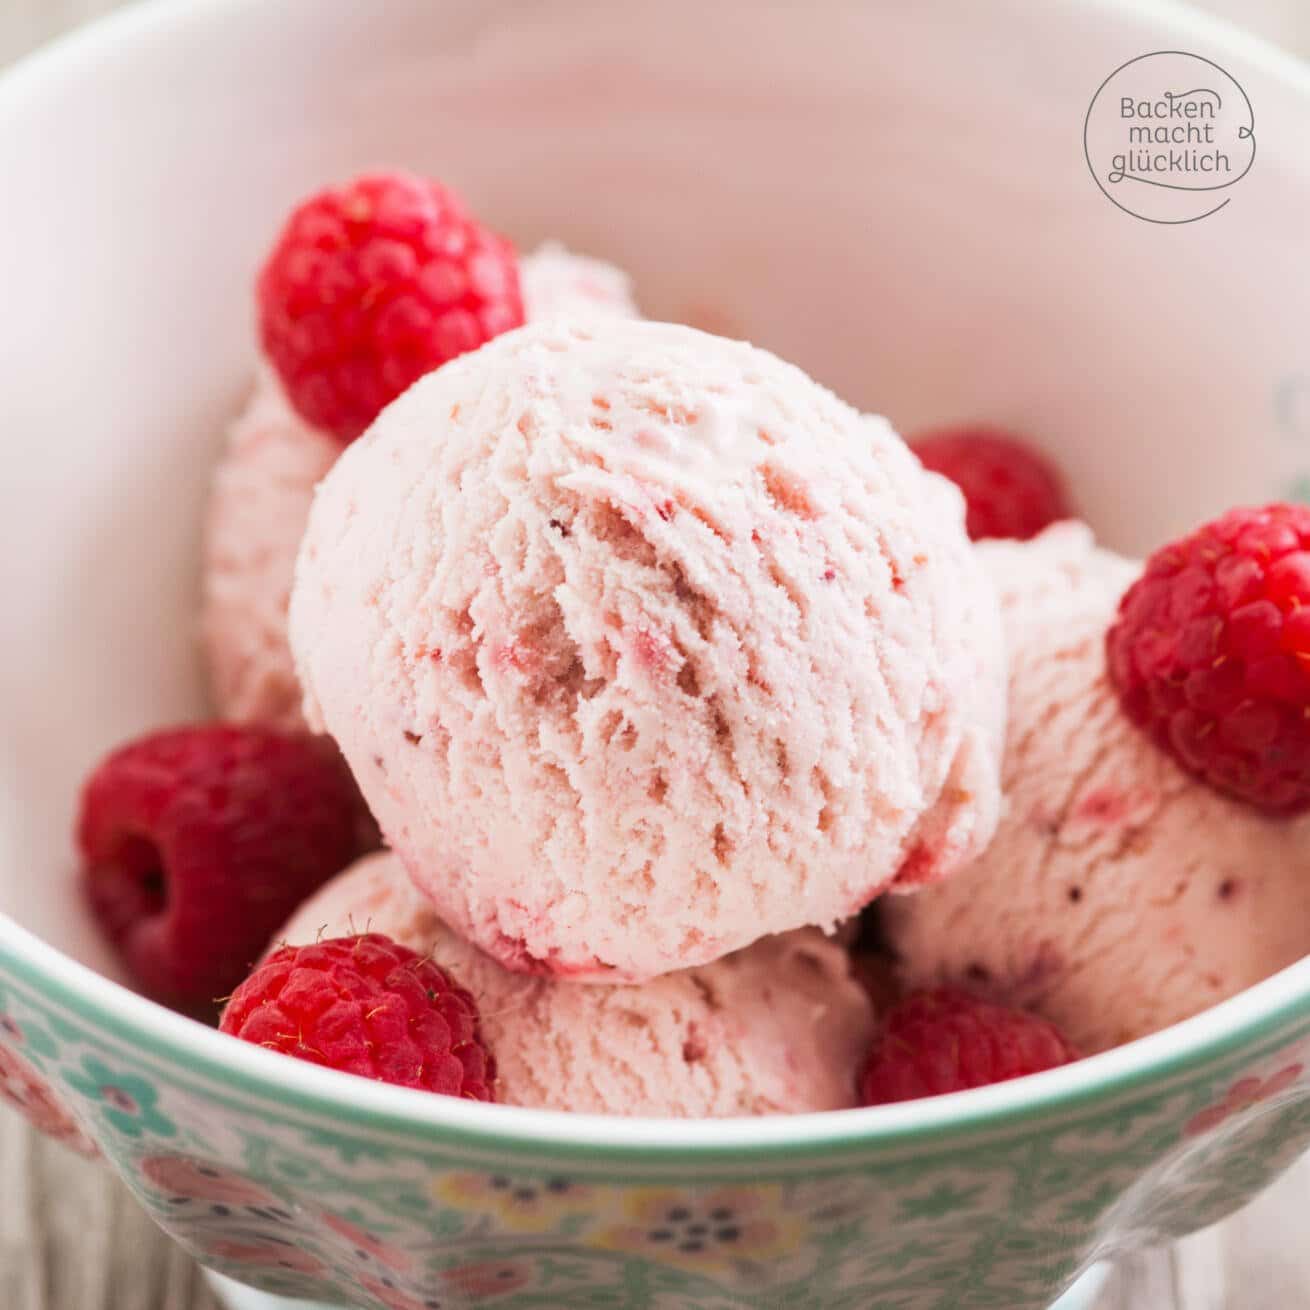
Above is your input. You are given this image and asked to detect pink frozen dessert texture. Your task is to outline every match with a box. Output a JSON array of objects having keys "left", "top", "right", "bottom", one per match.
[
  {"left": 289, "top": 317, "right": 1006, "bottom": 981},
  {"left": 201, "top": 366, "right": 338, "bottom": 730},
  {"left": 519, "top": 242, "right": 640, "bottom": 321},
  {"left": 277, "top": 852, "right": 876, "bottom": 1116},
  {"left": 882, "top": 522, "right": 1310, "bottom": 1055},
  {"left": 202, "top": 246, "right": 637, "bottom": 730}
]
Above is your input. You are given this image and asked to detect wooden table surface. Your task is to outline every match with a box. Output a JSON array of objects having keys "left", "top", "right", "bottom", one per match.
[{"left": 2, "top": 2, "right": 1309, "bottom": 1307}]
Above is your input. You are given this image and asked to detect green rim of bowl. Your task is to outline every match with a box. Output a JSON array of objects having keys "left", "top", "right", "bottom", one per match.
[{"left": 4, "top": 911, "right": 1310, "bottom": 1166}]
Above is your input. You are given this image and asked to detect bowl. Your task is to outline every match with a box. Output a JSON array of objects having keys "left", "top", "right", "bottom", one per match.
[{"left": 2, "top": 1, "right": 1309, "bottom": 1308}]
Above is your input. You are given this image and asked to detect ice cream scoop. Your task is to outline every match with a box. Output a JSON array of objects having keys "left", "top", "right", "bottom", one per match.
[
  {"left": 277, "top": 852, "right": 876, "bottom": 1116},
  {"left": 201, "top": 366, "right": 337, "bottom": 730},
  {"left": 882, "top": 522, "right": 1310, "bottom": 1054},
  {"left": 290, "top": 317, "right": 1006, "bottom": 980},
  {"left": 202, "top": 246, "right": 637, "bottom": 730},
  {"left": 518, "top": 241, "right": 639, "bottom": 321}
]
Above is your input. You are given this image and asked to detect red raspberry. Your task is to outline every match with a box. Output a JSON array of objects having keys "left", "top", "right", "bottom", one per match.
[
  {"left": 861, "top": 988, "right": 1078, "bottom": 1105},
  {"left": 220, "top": 935, "right": 496, "bottom": 1099},
  {"left": 1106, "top": 503, "right": 1310, "bottom": 813},
  {"left": 910, "top": 425, "right": 1071, "bottom": 540},
  {"left": 257, "top": 172, "right": 524, "bottom": 443},
  {"left": 77, "top": 725, "right": 373, "bottom": 1011}
]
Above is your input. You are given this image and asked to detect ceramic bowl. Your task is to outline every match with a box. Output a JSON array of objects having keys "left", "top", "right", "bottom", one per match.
[{"left": 2, "top": 1, "right": 1309, "bottom": 1308}]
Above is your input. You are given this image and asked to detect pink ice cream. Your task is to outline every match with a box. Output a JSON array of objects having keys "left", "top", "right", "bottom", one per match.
[
  {"left": 277, "top": 852, "right": 876, "bottom": 1116},
  {"left": 519, "top": 242, "right": 639, "bottom": 321},
  {"left": 201, "top": 367, "right": 338, "bottom": 729},
  {"left": 883, "top": 523, "right": 1310, "bottom": 1054},
  {"left": 289, "top": 317, "right": 1006, "bottom": 981},
  {"left": 201, "top": 246, "right": 638, "bottom": 730}
]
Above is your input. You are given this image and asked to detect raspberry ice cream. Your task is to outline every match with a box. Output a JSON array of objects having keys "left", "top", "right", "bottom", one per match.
[
  {"left": 202, "top": 246, "right": 638, "bottom": 730},
  {"left": 277, "top": 853, "right": 876, "bottom": 1116},
  {"left": 201, "top": 368, "right": 338, "bottom": 729},
  {"left": 290, "top": 317, "right": 1006, "bottom": 980},
  {"left": 882, "top": 523, "right": 1310, "bottom": 1054},
  {"left": 518, "top": 242, "right": 640, "bottom": 321}
]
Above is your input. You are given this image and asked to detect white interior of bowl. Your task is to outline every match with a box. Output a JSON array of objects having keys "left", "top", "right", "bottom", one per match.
[{"left": 1, "top": 0, "right": 1309, "bottom": 1139}]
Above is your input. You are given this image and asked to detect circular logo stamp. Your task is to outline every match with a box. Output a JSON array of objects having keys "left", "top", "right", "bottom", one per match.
[{"left": 1085, "top": 51, "right": 1255, "bottom": 223}]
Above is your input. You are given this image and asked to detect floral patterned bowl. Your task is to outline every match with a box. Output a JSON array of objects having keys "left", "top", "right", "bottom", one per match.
[{"left": 1, "top": 1, "right": 1309, "bottom": 1308}]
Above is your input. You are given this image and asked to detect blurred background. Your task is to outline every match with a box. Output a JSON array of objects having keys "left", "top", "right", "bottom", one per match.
[
  {"left": 2, "top": 0, "right": 1310, "bottom": 68},
  {"left": 0, "top": 2, "right": 1307, "bottom": 1309},
  {"left": 2, "top": 0, "right": 1310, "bottom": 67}
]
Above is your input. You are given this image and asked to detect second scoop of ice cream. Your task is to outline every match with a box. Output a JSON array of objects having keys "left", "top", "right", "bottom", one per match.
[
  {"left": 290, "top": 318, "right": 1005, "bottom": 980},
  {"left": 278, "top": 852, "right": 875, "bottom": 1116},
  {"left": 883, "top": 523, "right": 1310, "bottom": 1053},
  {"left": 201, "top": 367, "right": 339, "bottom": 729}
]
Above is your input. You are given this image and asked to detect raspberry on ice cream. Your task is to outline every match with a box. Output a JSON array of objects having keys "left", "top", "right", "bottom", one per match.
[
  {"left": 910, "top": 425, "right": 1071, "bottom": 541},
  {"left": 1107, "top": 503, "right": 1310, "bottom": 813},
  {"left": 77, "top": 724, "right": 371, "bottom": 1010},
  {"left": 861, "top": 987, "right": 1078, "bottom": 1104},
  {"left": 258, "top": 172, "right": 524, "bottom": 443},
  {"left": 203, "top": 247, "right": 637, "bottom": 732},
  {"left": 276, "top": 853, "right": 876, "bottom": 1116},
  {"left": 883, "top": 524, "right": 1310, "bottom": 1054},
  {"left": 221, "top": 932, "right": 495, "bottom": 1099},
  {"left": 289, "top": 318, "right": 1006, "bottom": 980}
]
